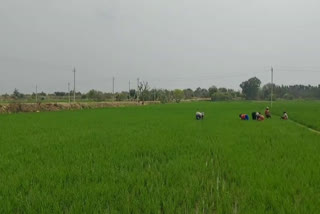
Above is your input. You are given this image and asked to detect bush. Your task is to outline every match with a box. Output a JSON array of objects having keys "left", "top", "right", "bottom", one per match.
[
  {"left": 115, "top": 92, "right": 129, "bottom": 101},
  {"left": 283, "top": 93, "right": 294, "bottom": 100},
  {"left": 211, "top": 92, "right": 232, "bottom": 101},
  {"left": 159, "top": 94, "right": 169, "bottom": 104}
]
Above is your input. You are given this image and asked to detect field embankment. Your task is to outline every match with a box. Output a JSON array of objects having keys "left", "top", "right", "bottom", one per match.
[{"left": 0, "top": 101, "right": 160, "bottom": 114}]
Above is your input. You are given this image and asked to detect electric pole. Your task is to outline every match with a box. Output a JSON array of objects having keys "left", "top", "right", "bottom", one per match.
[
  {"left": 271, "top": 67, "right": 274, "bottom": 108},
  {"left": 128, "top": 80, "right": 131, "bottom": 100},
  {"left": 35, "top": 85, "right": 37, "bottom": 102},
  {"left": 68, "top": 82, "right": 71, "bottom": 104},
  {"left": 137, "top": 78, "right": 140, "bottom": 101},
  {"left": 73, "top": 68, "right": 76, "bottom": 102},
  {"left": 112, "top": 77, "right": 115, "bottom": 94}
]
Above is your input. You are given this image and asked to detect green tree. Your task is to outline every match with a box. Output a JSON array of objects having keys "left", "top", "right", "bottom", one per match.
[
  {"left": 194, "top": 87, "right": 209, "bottom": 98},
  {"left": 150, "top": 89, "right": 158, "bottom": 101},
  {"left": 116, "top": 92, "right": 129, "bottom": 101},
  {"left": 218, "top": 88, "right": 228, "bottom": 93},
  {"left": 208, "top": 86, "right": 218, "bottom": 97},
  {"left": 183, "top": 88, "right": 194, "bottom": 99},
  {"left": 240, "top": 77, "right": 261, "bottom": 100},
  {"left": 261, "top": 83, "right": 276, "bottom": 100},
  {"left": 173, "top": 89, "right": 184, "bottom": 103},
  {"left": 12, "top": 88, "right": 24, "bottom": 99},
  {"left": 211, "top": 92, "right": 232, "bottom": 101},
  {"left": 129, "top": 89, "right": 137, "bottom": 100},
  {"left": 87, "top": 90, "right": 104, "bottom": 101},
  {"left": 138, "top": 81, "right": 150, "bottom": 102}
]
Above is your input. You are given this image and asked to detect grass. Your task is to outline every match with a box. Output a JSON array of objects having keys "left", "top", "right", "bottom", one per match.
[
  {"left": 0, "top": 101, "right": 319, "bottom": 213},
  {"left": 271, "top": 100, "right": 320, "bottom": 131}
]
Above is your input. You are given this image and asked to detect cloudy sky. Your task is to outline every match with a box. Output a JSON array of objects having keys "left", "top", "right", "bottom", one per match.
[{"left": 0, "top": 0, "right": 319, "bottom": 94}]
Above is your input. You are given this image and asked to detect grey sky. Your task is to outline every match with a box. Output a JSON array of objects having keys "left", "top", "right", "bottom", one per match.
[{"left": 0, "top": 0, "right": 319, "bottom": 94}]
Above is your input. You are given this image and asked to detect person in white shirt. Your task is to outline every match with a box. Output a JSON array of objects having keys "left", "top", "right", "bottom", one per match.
[
  {"left": 196, "top": 112, "right": 204, "bottom": 120},
  {"left": 281, "top": 112, "right": 288, "bottom": 120}
]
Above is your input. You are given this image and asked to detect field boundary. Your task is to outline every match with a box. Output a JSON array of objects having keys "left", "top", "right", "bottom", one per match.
[
  {"left": 272, "top": 113, "right": 320, "bottom": 135},
  {"left": 0, "top": 101, "right": 160, "bottom": 114},
  {"left": 288, "top": 119, "right": 320, "bottom": 135}
]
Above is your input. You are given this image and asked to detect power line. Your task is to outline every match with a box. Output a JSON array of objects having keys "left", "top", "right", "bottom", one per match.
[{"left": 274, "top": 69, "right": 320, "bottom": 73}]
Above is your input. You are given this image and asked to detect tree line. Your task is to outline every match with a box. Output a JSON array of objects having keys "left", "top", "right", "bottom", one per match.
[
  {"left": 240, "top": 77, "right": 320, "bottom": 100},
  {"left": 1, "top": 77, "right": 319, "bottom": 103}
]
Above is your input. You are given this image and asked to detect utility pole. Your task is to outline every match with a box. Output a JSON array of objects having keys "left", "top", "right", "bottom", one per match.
[
  {"left": 271, "top": 67, "right": 274, "bottom": 108},
  {"left": 73, "top": 68, "right": 76, "bottom": 102},
  {"left": 112, "top": 77, "right": 115, "bottom": 94},
  {"left": 68, "top": 82, "right": 71, "bottom": 104},
  {"left": 137, "top": 78, "right": 140, "bottom": 101},
  {"left": 128, "top": 80, "right": 131, "bottom": 101},
  {"left": 129, "top": 80, "right": 131, "bottom": 92},
  {"left": 35, "top": 85, "right": 37, "bottom": 102}
]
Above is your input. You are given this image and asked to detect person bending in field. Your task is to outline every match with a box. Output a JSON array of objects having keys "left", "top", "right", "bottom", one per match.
[
  {"left": 196, "top": 112, "right": 204, "bottom": 120},
  {"left": 281, "top": 112, "right": 288, "bottom": 120},
  {"left": 239, "top": 114, "right": 249, "bottom": 120},
  {"left": 252, "top": 112, "right": 260, "bottom": 120},
  {"left": 265, "top": 107, "right": 271, "bottom": 119},
  {"left": 257, "top": 113, "right": 265, "bottom": 121}
]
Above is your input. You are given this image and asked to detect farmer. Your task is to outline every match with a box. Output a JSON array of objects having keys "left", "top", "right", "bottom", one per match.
[
  {"left": 252, "top": 112, "right": 258, "bottom": 120},
  {"left": 196, "top": 112, "right": 204, "bottom": 120},
  {"left": 281, "top": 112, "right": 288, "bottom": 120},
  {"left": 257, "top": 113, "right": 265, "bottom": 121},
  {"left": 265, "top": 107, "right": 271, "bottom": 119},
  {"left": 239, "top": 114, "right": 249, "bottom": 120}
]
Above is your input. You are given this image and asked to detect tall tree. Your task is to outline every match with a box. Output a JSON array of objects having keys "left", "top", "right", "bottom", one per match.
[
  {"left": 240, "top": 77, "right": 261, "bottom": 100},
  {"left": 129, "top": 89, "right": 137, "bottom": 100},
  {"left": 173, "top": 89, "right": 184, "bottom": 103},
  {"left": 12, "top": 88, "right": 24, "bottom": 99},
  {"left": 208, "top": 86, "right": 218, "bottom": 97},
  {"left": 138, "top": 81, "right": 150, "bottom": 102},
  {"left": 183, "top": 88, "right": 194, "bottom": 99}
]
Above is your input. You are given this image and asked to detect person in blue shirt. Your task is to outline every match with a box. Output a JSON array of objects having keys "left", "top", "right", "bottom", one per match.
[{"left": 239, "top": 114, "right": 249, "bottom": 120}]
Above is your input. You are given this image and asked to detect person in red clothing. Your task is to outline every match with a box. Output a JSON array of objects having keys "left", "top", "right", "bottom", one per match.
[
  {"left": 265, "top": 107, "right": 271, "bottom": 119},
  {"left": 239, "top": 114, "right": 249, "bottom": 120},
  {"left": 257, "top": 114, "right": 265, "bottom": 121}
]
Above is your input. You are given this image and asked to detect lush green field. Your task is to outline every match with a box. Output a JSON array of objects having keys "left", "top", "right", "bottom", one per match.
[
  {"left": 271, "top": 100, "right": 320, "bottom": 131},
  {"left": 0, "top": 101, "right": 319, "bottom": 213}
]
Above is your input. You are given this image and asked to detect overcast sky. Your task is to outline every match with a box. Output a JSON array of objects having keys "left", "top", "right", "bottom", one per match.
[{"left": 0, "top": 0, "right": 319, "bottom": 94}]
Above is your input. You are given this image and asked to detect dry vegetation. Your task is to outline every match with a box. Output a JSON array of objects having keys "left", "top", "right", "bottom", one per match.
[{"left": 0, "top": 101, "right": 160, "bottom": 114}]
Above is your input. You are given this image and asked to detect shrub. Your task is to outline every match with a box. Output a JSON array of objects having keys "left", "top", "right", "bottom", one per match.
[{"left": 211, "top": 92, "right": 232, "bottom": 101}]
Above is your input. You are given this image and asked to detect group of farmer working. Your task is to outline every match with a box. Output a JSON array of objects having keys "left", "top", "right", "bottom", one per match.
[
  {"left": 195, "top": 107, "right": 288, "bottom": 121},
  {"left": 239, "top": 107, "right": 289, "bottom": 121}
]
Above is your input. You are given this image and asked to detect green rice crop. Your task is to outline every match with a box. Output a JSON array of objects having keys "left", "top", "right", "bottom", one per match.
[
  {"left": 271, "top": 100, "right": 320, "bottom": 131},
  {"left": 0, "top": 101, "right": 319, "bottom": 213}
]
